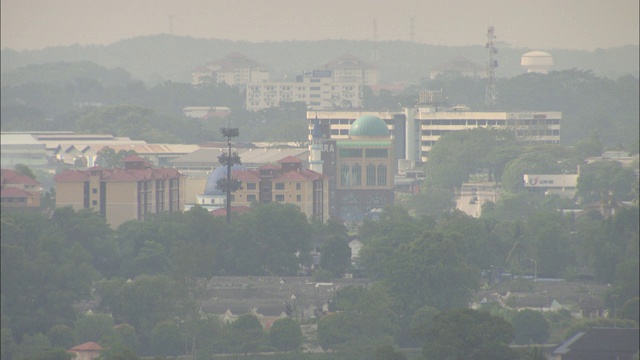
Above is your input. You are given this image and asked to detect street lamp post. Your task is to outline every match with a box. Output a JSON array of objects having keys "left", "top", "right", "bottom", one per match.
[
  {"left": 529, "top": 258, "right": 537, "bottom": 282},
  {"left": 612, "top": 294, "right": 619, "bottom": 328}
]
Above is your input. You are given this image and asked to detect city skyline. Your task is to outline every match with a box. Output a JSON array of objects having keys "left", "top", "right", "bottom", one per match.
[{"left": 2, "top": 0, "right": 639, "bottom": 51}]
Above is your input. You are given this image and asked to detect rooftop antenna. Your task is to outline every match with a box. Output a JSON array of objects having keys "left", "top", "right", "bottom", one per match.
[
  {"left": 485, "top": 26, "right": 498, "bottom": 110},
  {"left": 409, "top": 16, "right": 415, "bottom": 43},
  {"left": 372, "top": 19, "right": 379, "bottom": 65},
  {"left": 168, "top": 14, "right": 175, "bottom": 35}
]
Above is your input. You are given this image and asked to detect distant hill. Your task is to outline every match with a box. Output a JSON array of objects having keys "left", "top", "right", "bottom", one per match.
[{"left": 2, "top": 34, "right": 638, "bottom": 85}]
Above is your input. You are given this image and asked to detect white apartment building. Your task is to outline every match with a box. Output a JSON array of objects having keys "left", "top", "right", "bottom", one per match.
[
  {"left": 246, "top": 72, "right": 364, "bottom": 111},
  {"left": 192, "top": 53, "right": 270, "bottom": 87},
  {"left": 307, "top": 108, "right": 561, "bottom": 164},
  {"left": 245, "top": 54, "right": 377, "bottom": 111}
]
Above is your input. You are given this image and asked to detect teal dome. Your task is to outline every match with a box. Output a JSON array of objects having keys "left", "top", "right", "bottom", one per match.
[{"left": 349, "top": 115, "right": 389, "bottom": 137}]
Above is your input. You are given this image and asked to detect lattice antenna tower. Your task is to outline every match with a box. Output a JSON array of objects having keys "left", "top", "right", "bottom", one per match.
[
  {"left": 372, "top": 19, "right": 379, "bottom": 65},
  {"left": 168, "top": 14, "right": 175, "bottom": 35},
  {"left": 485, "top": 26, "right": 498, "bottom": 110},
  {"left": 409, "top": 16, "right": 415, "bottom": 43}
]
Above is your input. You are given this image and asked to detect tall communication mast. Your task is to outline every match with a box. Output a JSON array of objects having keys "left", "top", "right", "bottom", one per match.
[
  {"left": 485, "top": 26, "right": 498, "bottom": 110},
  {"left": 372, "top": 19, "right": 379, "bottom": 65},
  {"left": 409, "top": 16, "right": 415, "bottom": 43}
]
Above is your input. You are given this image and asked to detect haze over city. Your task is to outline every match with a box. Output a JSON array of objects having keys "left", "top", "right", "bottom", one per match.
[{"left": 2, "top": 0, "right": 638, "bottom": 51}]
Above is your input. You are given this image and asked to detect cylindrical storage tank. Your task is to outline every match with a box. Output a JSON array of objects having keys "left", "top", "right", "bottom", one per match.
[{"left": 521, "top": 51, "right": 553, "bottom": 74}]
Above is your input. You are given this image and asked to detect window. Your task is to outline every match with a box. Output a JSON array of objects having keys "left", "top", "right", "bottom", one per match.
[
  {"left": 339, "top": 149, "right": 363, "bottom": 157},
  {"left": 92, "top": 200, "right": 98, "bottom": 206},
  {"left": 275, "top": 194, "right": 285, "bottom": 201},
  {"left": 366, "top": 149, "right": 388, "bottom": 158},
  {"left": 275, "top": 183, "right": 285, "bottom": 190},
  {"left": 310, "top": 86, "right": 321, "bottom": 91},
  {"left": 246, "top": 182, "right": 256, "bottom": 190},
  {"left": 352, "top": 164, "right": 361, "bottom": 186},
  {"left": 341, "top": 164, "right": 350, "bottom": 186},
  {"left": 297, "top": 194, "right": 302, "bottom": 202},
  {"left": 247, "top": 194, "right": 256, "bottom": 202},
  {"left": 366, "top": 164, "right": 376, "bottom": 186},
  {"left": 296, "top": 183, "right": 301, "bottom": 190},
  {"left": 377, "top": 164, "right": 387, "bottom": 186},
  {"left": 92, "top": 188, "right": 98, "bottom": 194}
]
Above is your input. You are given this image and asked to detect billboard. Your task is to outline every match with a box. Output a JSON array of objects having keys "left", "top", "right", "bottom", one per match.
[{"left": 523, "top": 174, "right": 578, "bottom": 188}]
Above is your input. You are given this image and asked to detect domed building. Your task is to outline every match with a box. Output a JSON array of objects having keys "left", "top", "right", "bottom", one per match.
[
  {"left": 521, "top": 51, "right": 553, "bottom": 74},
  {"left": 195, "top": 165, "right": 244, "bottom": 210},
  {"left": 310, "top": 114, "right": 394, "bottom": 222}
]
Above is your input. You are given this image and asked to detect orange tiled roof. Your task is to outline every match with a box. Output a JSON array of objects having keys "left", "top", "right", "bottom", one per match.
[
  {"left": 1, "top": 169, "right": 40, "bottom": 186},
  {"left": 277, "top": 156, "right": 303, "bottom": 163},
  {"left": 69, "top": 342, "right": 103, "bottom": 351},
  {"left": 1, "top": 187, "right": 34, "bottom": 198}
]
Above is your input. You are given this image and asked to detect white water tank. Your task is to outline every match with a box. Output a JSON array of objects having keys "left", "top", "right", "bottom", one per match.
[{"left": 521, "top": 51, "right": 553, "bottom": 74}]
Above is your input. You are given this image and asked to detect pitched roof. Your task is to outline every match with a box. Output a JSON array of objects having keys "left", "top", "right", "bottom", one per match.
[
  {"left": 278, "top": 156, "right": 303, "bottom": 163},
  {"left": 1, "top": 187, "right": 34, "bottom": 198},
  {"left": 69, "top": 341, "right": 103, "bottom": 351},
  {"left": 1, "top": 172, "right": 40, "bottom": 186},
  {"left": 233, "top": 169, "right": 261, "bottom": 182},
  {"left": 553, "top": 328, "right": 640, "bottom": 356}
]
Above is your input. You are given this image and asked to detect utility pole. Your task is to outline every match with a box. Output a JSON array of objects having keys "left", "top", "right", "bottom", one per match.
[
  {"left": 485, "top": 26, "right": 498, "bottom": 110},
  {"left": 218, "top": 123, "right": 241, "bottom": 224}
]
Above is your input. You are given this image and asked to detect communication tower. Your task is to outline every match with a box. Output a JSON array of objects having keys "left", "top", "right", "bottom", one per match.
[
  {"left": 409, "top": 16, "right": 415, "bottom": 43},
  {"left": 485, "top": 26, "right": 498, "bottom": 110},
  {"left": 372, "top": 19, "right": 379, "bottom": 65}
]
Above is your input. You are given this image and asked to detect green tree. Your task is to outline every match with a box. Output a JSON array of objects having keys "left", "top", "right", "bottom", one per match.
[
  {"left": 1, "top": 211, "right": 98, "bottom": 340},
  {"left": 151, "top": 321, "right": 182, "bottom": 357},
  {"left": 1, "top": 328, "right": 16, "bottom": 360},
  {"left": 421, "top": 308, "right": 514, "bottom": 360},
  {"left": 621, "top": 297, "right": 640, "bottom": 323},
  {"left": 577, "top": 160, "right": 636, "bottom": 204},
  {"left": 12, "top": 333, "right": 53, "bottom": 360},
  {"left": 269, "top": 317, "right": 303, "bottom": 352},
  {"left": 511, "top": 309, "right": 550, "bottom": 345},
  {"left": 374, "top": 344, "right": 407, "bottom": 360},
  {"left": 13, "top": 164, "right": 36, "bottom": 179},
  {"left": 223, "top": 202, "right": 311, "bottom": 275},
  {"left": 101, "top": 323, "right": 140, "bottom": 354},
  {"left": 358, "top": 206, "right": 427, "bottom": 280},
  {"left": 317, "top": 313, "right": 350, "bottom": 351},
  {"left": 227, "top": 314, "right": 265, "bottom": 355},
  {"left": 74, "top": 313, "right": 115, "bottom": 344},
  {"left": 320, "top": 235, "right": 352, "bottom": 278},
  {"left": 383, "top": 232, "right": 480, "bottom": 314},
  {"left": 96, "top": 343, "right": 140, "bottom": 360},
  {"left": 95, "top": 147, "right": 138, "bottom": 168},
  {"left": 47, "top": 324, "right": 76, "bottom": 349}
]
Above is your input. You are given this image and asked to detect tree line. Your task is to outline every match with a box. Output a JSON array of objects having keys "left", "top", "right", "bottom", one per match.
[{"left": 1, "top": 61, "right": 638, "bottom": 149}]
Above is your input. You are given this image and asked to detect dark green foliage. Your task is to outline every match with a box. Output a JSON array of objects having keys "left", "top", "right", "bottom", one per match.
[
  {"left": 577, "top": 160, "right": 637, "bottom": 204},
  {"left": 421, "top": 308, "right": 515, "bottom": 360},
  {"left": 511, "top": 309, "right": 550, "bottom": 345},
  {"left": 227, "top": 314, "right": 266, "bottom": 355},
  {"left": 222, "top": 202, "right": 312, "bottom": 275},
  {"left": 46, "top": 325, "right": 76, "bottom": 349},
  {"left": 95, "top": 147, "right": 138, "bottom": 168},
  {"left": 74, "top": 313, "right": 115, "bottom": 344},
  {"left": 373, "top": 344, "right": 407, "bottom": 360},
  {"left": 320, "top": 236, "right": 352, "bottom": 278},
  {"left": 1, "top": 211, "right": 99, "bottom": 341},
  {"left": 383, "top": 233, "right": 480, "bottom": 314},
  {"left": 269, "top": 317, "right": 303, "bottom": 351},
  {"left": 151, "top": 321, "right": 183, "bottom": 356},
  {"left": 621, "top": 297, "right": 640, "bottom": 323},
  {"left": 317, "top": 285, "right": 399, "bottom": 352}
]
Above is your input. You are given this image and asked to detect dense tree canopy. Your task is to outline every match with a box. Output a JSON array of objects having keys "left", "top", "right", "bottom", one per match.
[{"left": 421, "top": 308, "right": 514, "bottom": 360}]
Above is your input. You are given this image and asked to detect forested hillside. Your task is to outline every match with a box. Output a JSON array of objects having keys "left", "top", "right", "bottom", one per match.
[{"left": 2, "top": 34, "right": 638, "bottom": 85}]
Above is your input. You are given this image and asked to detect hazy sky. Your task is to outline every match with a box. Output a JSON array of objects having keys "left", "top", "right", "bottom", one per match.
[{"left": 2, "top": 0, "right": 638, "bottom": 51}]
